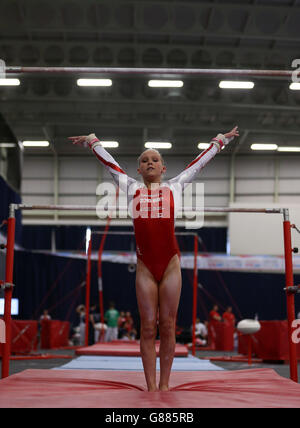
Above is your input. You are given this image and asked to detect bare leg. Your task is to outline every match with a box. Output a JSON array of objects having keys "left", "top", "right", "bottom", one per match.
[
  {"left": 136, "top": 259, "right": 159, "bottom": 392},
  {"left": 158, "top": 255, "right": 182, "bottom": 391}
]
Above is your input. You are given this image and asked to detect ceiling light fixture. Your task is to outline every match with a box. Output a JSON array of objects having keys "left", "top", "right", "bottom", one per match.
[
  {"left": 22, "top": 141, "right": 50, "bottom": 147},
  {"left": 100, "top": 141, "right": 119, "bottom": 148},
  {"left": 77, "top": 79, "right": 112, "bottom": 87},
  {"left": 0, "top": 143, "right": 16, "bottom": 148},
  {"left": 277, "top": 146, "right": 300, "bottom": 152},
  {"left": 219, "top": 81, "right": 255, "bottom": 89},
  {"left": 251, "top": 143, "right": 278, "bottom": 151},
  {"left": 0, "top": 78, "right": 20, "bottom": 86},
  {"left": 289, "top": 83, "right": 300, "bottom": 90},
  {"left": 145, "top": 142, "right": 172, "bottom": 149},
  {"left": 148, "top": 80, "right": 184, "bottom": 88},
  {"left": 198, "top": 143, "right": 210, "bottom": 150}
]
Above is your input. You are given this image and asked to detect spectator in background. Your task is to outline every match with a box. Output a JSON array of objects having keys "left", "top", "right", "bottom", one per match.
[
  {"left": 208, "top": 305, "right": 222, "bottom": 350},
  {"left": 124, "top": 311, "right": 134, "bottom": 335},
  {"left": 223, "top": 306, "right": 236, "bottom": 326},
  {"left": 76, "top": 304, "right": 86, "bottom": 346},
  {"left": 118, "top": 311, "right": 126, "bottom": 339},
  {"left": 104, "top": 301, "right": 120, "bottom": 342},
  {"left": 39, "top": 309, "right": 51, "bottom": 321},
  {"left": 190, "top": 318, "right": 208, "bottom": 347},
  {"left": 209, "top": 305, "right": 222, "bottom": 322},
  {"left": 195, "top": 318, "right": 208, "bottom": 341}
]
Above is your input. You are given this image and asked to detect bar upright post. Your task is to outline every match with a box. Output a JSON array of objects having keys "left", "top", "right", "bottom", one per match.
[
  {"left": 85, "top": 237, "right": 92, "bottom": 347},
  {"left": 1, "top": 205, "right": 16, "bottom": 378},
  {"left": 192, "top": 235, "right": 198, "bottom": 357},
  {"left": 283, "top": 209, "right": 298, "bottom": 383}
]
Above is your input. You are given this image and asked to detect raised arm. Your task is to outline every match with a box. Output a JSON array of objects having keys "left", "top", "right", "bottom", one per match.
[
  {"left": 69, "top": 134, "right": 136, "bottom": 193},
  {"left": 168, "top": 127, "right": 239, "bottom": 186}
]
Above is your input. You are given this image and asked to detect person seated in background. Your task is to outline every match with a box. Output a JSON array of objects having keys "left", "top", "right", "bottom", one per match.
[
  {"left": 195, "top": 318, "right": 208, "bottom": 344},
  {"left": 223, "top": 306, "right": 236, "bottom": 326},
  {"left": 104, "top": 301, "right": 120, "bottom": 342},
  {"left": 189, "top": 318, "right": 208, "bottom": 347},
  {"left": 93, "top": 320, "right": 107, "bottom": 343},
  {"left": 209, "top": 305, "right": 222, "bottom": 322},
  {"left": 121, "top": 327, "right": 138, "bottom": 341}
]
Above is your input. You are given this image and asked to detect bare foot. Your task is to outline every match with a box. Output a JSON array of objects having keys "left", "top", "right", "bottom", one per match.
[
  {"left": 159, "top": 384, "right": 170, "bottom": 392},
  {"left": 148, "top": 385, "right": 159, "bottom": 392}
]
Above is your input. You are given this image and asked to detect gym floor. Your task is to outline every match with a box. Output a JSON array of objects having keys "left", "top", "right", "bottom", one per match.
[{"left": 2, "top": 348, "right": 299, "bottom": 383}]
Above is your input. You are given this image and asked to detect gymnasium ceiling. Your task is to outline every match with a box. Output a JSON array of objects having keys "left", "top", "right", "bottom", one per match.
[{"left": 1, "top": 0, "right": 300, "bottom": 157}]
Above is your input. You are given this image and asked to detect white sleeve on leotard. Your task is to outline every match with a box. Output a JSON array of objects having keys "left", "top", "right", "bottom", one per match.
[
  {"left": 89, "top": 139, "right": 137, "bottom": 194},
  {"left": 168, "top": 134, "right": 230, "bottom": 186}
]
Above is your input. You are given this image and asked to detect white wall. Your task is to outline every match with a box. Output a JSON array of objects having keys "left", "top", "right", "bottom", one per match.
[
  {"left": 229, "top": 203, "right": 300, "bottom": 256},
  {"left": 21, "top": 153, "right": 300, "bottom": 233}
]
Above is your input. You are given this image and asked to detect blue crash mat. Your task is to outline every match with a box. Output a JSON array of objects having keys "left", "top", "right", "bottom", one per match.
[{"left": 55, "top": 354, "right": 224, "bottom": 371}]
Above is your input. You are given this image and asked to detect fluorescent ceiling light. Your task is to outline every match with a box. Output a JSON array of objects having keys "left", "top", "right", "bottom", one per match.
[
  {"left": 77, "top": 79, "right": 112, "bottom": 87},
  {"left": 100, "top": 141, "right": 119, "bottom": 148},
  {"left": 198, "top": 143, "right": 210, "bottom": 150},
  {"left": 277, "top": 146, "right": 300, "bottom": 152},
  {"left": 251, "top": 143, "right": 278, "bottom": 151},
  {"left": 0, "top": 143, "right": 15, "bottom": 148},
  {"left": 22, "top": 141, "right": 50, "bottom": 147},
  {"left": 148, "top": 80, "right": 184, "bottom": 88},
  {"left": 145, "top": 142, "right": 172, "bottom": 149},
  {"left": 219, "top": 81, "right": 254, "bottom": 89},
  {"left": 289, "top": 83, "right": 300, "bottom": 90},
  {"left": 0, "top": 78, "right": 20, "bottom": 86}
]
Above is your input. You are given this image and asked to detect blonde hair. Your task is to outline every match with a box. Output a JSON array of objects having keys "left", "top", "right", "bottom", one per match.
[{"left": 137, "top": 148, "right": 164, "bottom": 166}]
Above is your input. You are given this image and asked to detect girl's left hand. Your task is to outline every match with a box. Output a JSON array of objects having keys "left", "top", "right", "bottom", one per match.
[{"left": 224, "top": 126, "right": 239, "bottom": 140}]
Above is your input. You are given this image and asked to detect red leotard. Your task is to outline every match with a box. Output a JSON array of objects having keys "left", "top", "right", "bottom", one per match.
[
  {"left": 133, "top": 186, "right": 180, "bottom": 282},
  {"left": 89, "top": 134, "right": 226, "bottom": 282}
]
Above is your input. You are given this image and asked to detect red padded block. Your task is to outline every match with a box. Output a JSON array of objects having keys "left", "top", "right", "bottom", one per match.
[
  {"left": 76, "top": 341, "right": 188, "bottom": 357},
  {"left": 208, "top": 322, "right": 234, "bottom": 351},
  {"left": 0, "top": 320, "right": 38, "bottom": 355},
  {"left": 0, "top": 368, "right": 300, "bottom": 408},
  {"left": 40, "top": 320, "right": 70, "bottom": 349},
  {"left": 238, "top": 321, "right": 300, "bottom": 361}
]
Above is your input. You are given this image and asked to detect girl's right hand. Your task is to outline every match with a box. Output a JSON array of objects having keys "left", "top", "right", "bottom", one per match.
[{"left": 68, "top": 133, "right": 96, "bottom": 147}]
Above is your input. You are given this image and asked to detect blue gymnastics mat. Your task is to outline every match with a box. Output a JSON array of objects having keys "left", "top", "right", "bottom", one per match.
[{"left": 55, "top": 354, "right": 224, "bottom": 371}]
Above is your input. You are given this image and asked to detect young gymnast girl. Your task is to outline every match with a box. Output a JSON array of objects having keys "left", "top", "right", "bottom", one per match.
[{"left": 69, "top": 126, "right": 239, "bottom": 391}]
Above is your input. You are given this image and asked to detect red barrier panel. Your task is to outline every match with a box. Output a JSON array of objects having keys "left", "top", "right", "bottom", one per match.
[
  {"left": 208, "top": 321, "right": 234, "bottom": 351},
  {"left": 238, "top": 321, "right": 300, "bottom": 361},
  {"left": 40, "top": 320, "right": 70, "bottom": 349},
  {"left": 0, "top": 320, "right": 38, "bottom": 356}
]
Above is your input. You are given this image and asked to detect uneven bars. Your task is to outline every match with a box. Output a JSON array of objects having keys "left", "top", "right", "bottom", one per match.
[
  {"left": 2, "top": 203, "right": 298, "bottom": 383},
  {"left": 12, "top": 204, "right": 283, "bottom": 214},
  {"left": 92, "top": 230, "right": 198, "bottom": 236},
  {"left": 3, "top": 66, "right": 296, "bottom": 79}
]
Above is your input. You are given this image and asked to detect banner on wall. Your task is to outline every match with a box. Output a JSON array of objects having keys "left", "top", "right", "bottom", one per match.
[{"left": 25, "top": 249, "right": 300, "bottom": 274}]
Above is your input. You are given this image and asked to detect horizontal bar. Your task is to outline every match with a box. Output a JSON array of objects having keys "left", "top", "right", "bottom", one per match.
[
  {"left": 12, "top": 204, "right": 283, "bottom": 214},
  {"left": 14, "top": 204, "right": 97, "bottom": 211},
  {"left": 92, "top": 230, "right": 198, "bottom": 236},
  {"left": 92, "top": 231, "right": 134, "bottom": 236},
  {"left": 4, "top": 66, "right": 296, "bottom": 79}
]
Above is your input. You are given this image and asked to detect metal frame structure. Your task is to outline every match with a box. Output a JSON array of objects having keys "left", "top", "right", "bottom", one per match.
[{"left": 1, "top": 203, "right": 298, "bottom": 384}]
